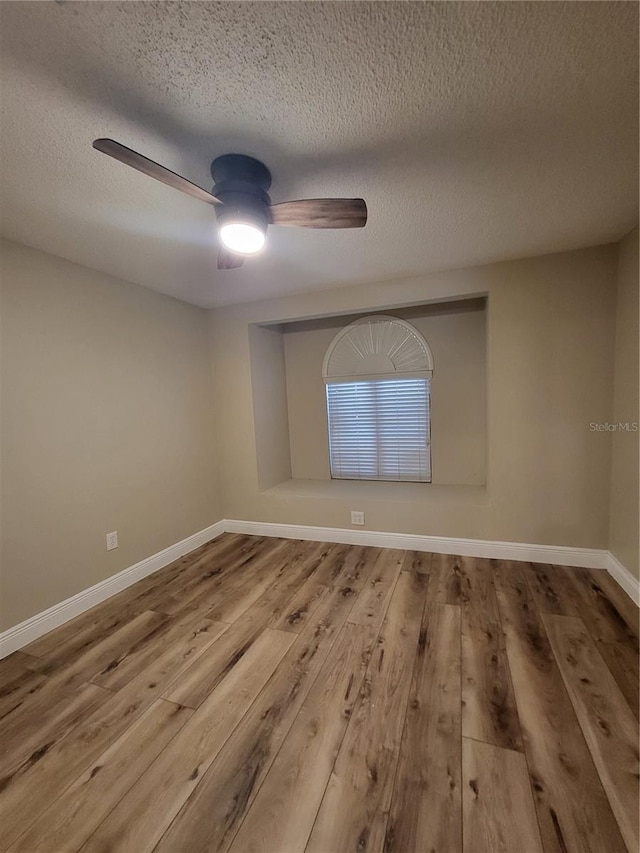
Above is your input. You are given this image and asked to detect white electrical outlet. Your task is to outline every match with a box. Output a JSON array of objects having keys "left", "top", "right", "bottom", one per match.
[
  {"left": 350, "top": 511, "right": 365, "bottom": 526},
  {"left": 106, "top": 531, "right": 118, "bottom": 551}
]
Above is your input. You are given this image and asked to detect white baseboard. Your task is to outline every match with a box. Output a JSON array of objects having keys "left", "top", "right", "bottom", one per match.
[
  {"left": 606, "top": 552, "right": 640, "bottom": 606},
  {"left": 2, "top": 517, "right": 636, "bottom": 660},
  {"left": 224, "top": 518, "right": 609, "bottom": 570},
  {"left": 0, "top": 520, "right": 226, "bottom": 659}
]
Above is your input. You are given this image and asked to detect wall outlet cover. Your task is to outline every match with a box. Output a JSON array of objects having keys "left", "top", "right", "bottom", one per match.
[
  {"left": 106, "top": 531, "right": 118, "bottom": 551},
  {"left": 350, "top": 511, "right": 365, "bottom": 526}
]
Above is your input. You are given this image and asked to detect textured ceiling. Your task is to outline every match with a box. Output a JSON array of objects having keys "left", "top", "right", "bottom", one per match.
[{"left": 0, "top": 2, "right": 637, "bottom": 308}]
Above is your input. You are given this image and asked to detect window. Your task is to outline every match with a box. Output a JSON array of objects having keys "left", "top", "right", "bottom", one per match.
[
  {"left": 326, "top": 377, "right": 431, "bottom": 481},
  {"left": 323, "top": 316, "right": 433, "bottom": 483}
]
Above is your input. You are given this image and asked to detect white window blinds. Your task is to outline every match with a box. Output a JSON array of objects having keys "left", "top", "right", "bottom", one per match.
[{"left": 326, "top": 378, "right": 431, "bottom": 482}]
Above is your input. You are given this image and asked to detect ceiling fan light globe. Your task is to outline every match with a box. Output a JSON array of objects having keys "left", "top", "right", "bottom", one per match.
[{"left": 219, "top": 222, "right": 266, "bottom": 255}]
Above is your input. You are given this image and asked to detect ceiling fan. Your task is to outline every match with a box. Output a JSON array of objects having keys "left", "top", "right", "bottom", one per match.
[{"left": 93, "top": 139, "right": 367, "bottom": 270}]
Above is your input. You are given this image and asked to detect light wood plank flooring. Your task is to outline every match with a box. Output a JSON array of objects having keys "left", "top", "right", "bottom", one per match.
[{"left": 0, "top": 535, "right": 637, "bottom": 853}]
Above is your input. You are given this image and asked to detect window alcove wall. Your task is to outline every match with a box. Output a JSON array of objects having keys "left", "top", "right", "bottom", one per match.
[{"left": 249, "top": 298, "right": 487, "bottom": 491}]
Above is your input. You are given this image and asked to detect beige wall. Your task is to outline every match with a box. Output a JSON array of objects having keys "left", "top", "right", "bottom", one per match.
[
  {"left": 283, "top": 300, "right": 487, "bottom": 485},
  {"left": 211, "top": 244, "right": 618, "bottom": 548},
  {"left": 0, "top": 236, "right": 630, "bottom": 632},
  {"left": 609, "top": 227, "right": 639, "bottom": 578},
  {"left": 249, "top": 323, "right": 292, "bottom": 490},
  {"left": 0, "top": 239, "right": 221, "bottom": 629}
]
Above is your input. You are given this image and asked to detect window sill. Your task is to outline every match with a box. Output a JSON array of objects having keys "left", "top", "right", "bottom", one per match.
[{"left": 263, "top": 478, "right": 489, "bottom": 505}]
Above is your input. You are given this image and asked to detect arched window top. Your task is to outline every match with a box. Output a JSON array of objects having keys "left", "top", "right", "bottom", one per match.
[{"left": 322, "top": 315, "right": 433, "bottom": 383}]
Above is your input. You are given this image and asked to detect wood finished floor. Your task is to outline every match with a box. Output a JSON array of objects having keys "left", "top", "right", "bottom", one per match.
[{"left": 0, "top": 534, "right": 638, "bottom": 853}]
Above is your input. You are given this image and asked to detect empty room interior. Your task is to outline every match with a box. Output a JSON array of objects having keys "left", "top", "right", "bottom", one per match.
[{"left": 0, "top": 3, "right": 639, "bottom": 852}]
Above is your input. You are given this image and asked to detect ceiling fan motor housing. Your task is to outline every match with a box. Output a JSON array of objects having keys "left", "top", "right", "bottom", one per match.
[{"left": 211, "top": 153, "right": 272, "bottom": 228}]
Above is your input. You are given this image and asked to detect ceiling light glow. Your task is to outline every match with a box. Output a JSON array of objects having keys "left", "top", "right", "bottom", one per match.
[{"left": 219, "top": 222, "right": 266, "bottom": 254}]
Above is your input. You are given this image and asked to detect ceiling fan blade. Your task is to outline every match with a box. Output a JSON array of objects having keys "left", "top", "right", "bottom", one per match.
[
  {"left": 93, "top": 139, "right": 222, "bottom": 206},
  {"left": 269, "top": 198, "right": 367, "bottom": 228},
  {"left": 217, "top": 248, "right": 245, "bottom": 270}
]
